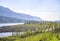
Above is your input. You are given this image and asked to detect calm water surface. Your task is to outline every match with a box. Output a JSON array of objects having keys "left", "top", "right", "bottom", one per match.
[
  {"left": 0, "top": 23, "right": 24, "bottom": 37},
  {"left": 0, "top": 32, "right": 24, "bottom": 37}
]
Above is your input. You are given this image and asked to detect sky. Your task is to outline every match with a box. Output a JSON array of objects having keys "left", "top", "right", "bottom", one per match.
[{"left": 0, "top": 0, "right": 60, "bottom": 21}]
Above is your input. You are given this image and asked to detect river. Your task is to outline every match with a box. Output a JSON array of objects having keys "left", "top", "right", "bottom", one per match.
[
  {"left": 0, "top": 32, "right": 24, "bottom": 37},
  {"left": 0, "top": 23, "right": 24, "bottom": 37},
  {"left": 0, "top": 23, "right": 24, "bottom": 27}
]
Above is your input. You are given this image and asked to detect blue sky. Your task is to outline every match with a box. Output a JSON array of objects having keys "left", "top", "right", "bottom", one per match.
[{"left": 0, "top": 0, "right": 60, "bottom": 21}]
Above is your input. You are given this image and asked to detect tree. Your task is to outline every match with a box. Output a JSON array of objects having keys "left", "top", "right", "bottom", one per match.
[{"left": 15, "top": 25, "right": 19, "bottom": 36}]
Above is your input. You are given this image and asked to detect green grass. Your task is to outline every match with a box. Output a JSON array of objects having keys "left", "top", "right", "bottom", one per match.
[{"left": 0, "top": 32, "right": 60, "bottom": 41}]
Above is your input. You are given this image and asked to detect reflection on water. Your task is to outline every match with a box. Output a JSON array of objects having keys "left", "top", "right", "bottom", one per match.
[
  {"left": 0, "top": 23, "right": 24, "bottom": 37},
  {"left": 0, "top": 32, "right": 24, "bottom": 37},
  {"left": 0, "top": 32, "right": 12, "bottom": 37}
]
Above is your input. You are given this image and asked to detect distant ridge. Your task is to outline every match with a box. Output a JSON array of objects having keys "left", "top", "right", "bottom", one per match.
[{"left": 0, "top": 6, "right": 42, "bottom": 23}]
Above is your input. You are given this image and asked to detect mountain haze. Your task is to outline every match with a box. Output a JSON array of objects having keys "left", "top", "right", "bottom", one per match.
[{"left": 0, "top": 6, "right": 42, "bottom": 23}]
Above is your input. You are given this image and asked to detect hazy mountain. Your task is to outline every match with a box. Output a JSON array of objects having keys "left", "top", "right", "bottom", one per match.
[{"left": 0, "top": 6, "right": 42, "bottom": 23}]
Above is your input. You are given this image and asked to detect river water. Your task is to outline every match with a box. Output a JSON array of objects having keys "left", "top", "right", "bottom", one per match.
[
  {"left": 0, "top": 23, "right": 24, "bottom": 37},
  {"left": 0, "top": 32, "right": 24, "bottom": 37},
  {"left": 0, "top": 23, "right": 24, "bottom": 27}
]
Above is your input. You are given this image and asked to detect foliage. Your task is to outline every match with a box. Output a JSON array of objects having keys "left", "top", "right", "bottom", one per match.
[{"left": 0, "top": 21, "right": 60, "bottom": 41}]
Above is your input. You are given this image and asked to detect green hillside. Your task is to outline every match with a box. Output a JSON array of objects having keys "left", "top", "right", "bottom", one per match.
[{"left": 0, "top": 21, "right": 60, "bottom": 41}]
